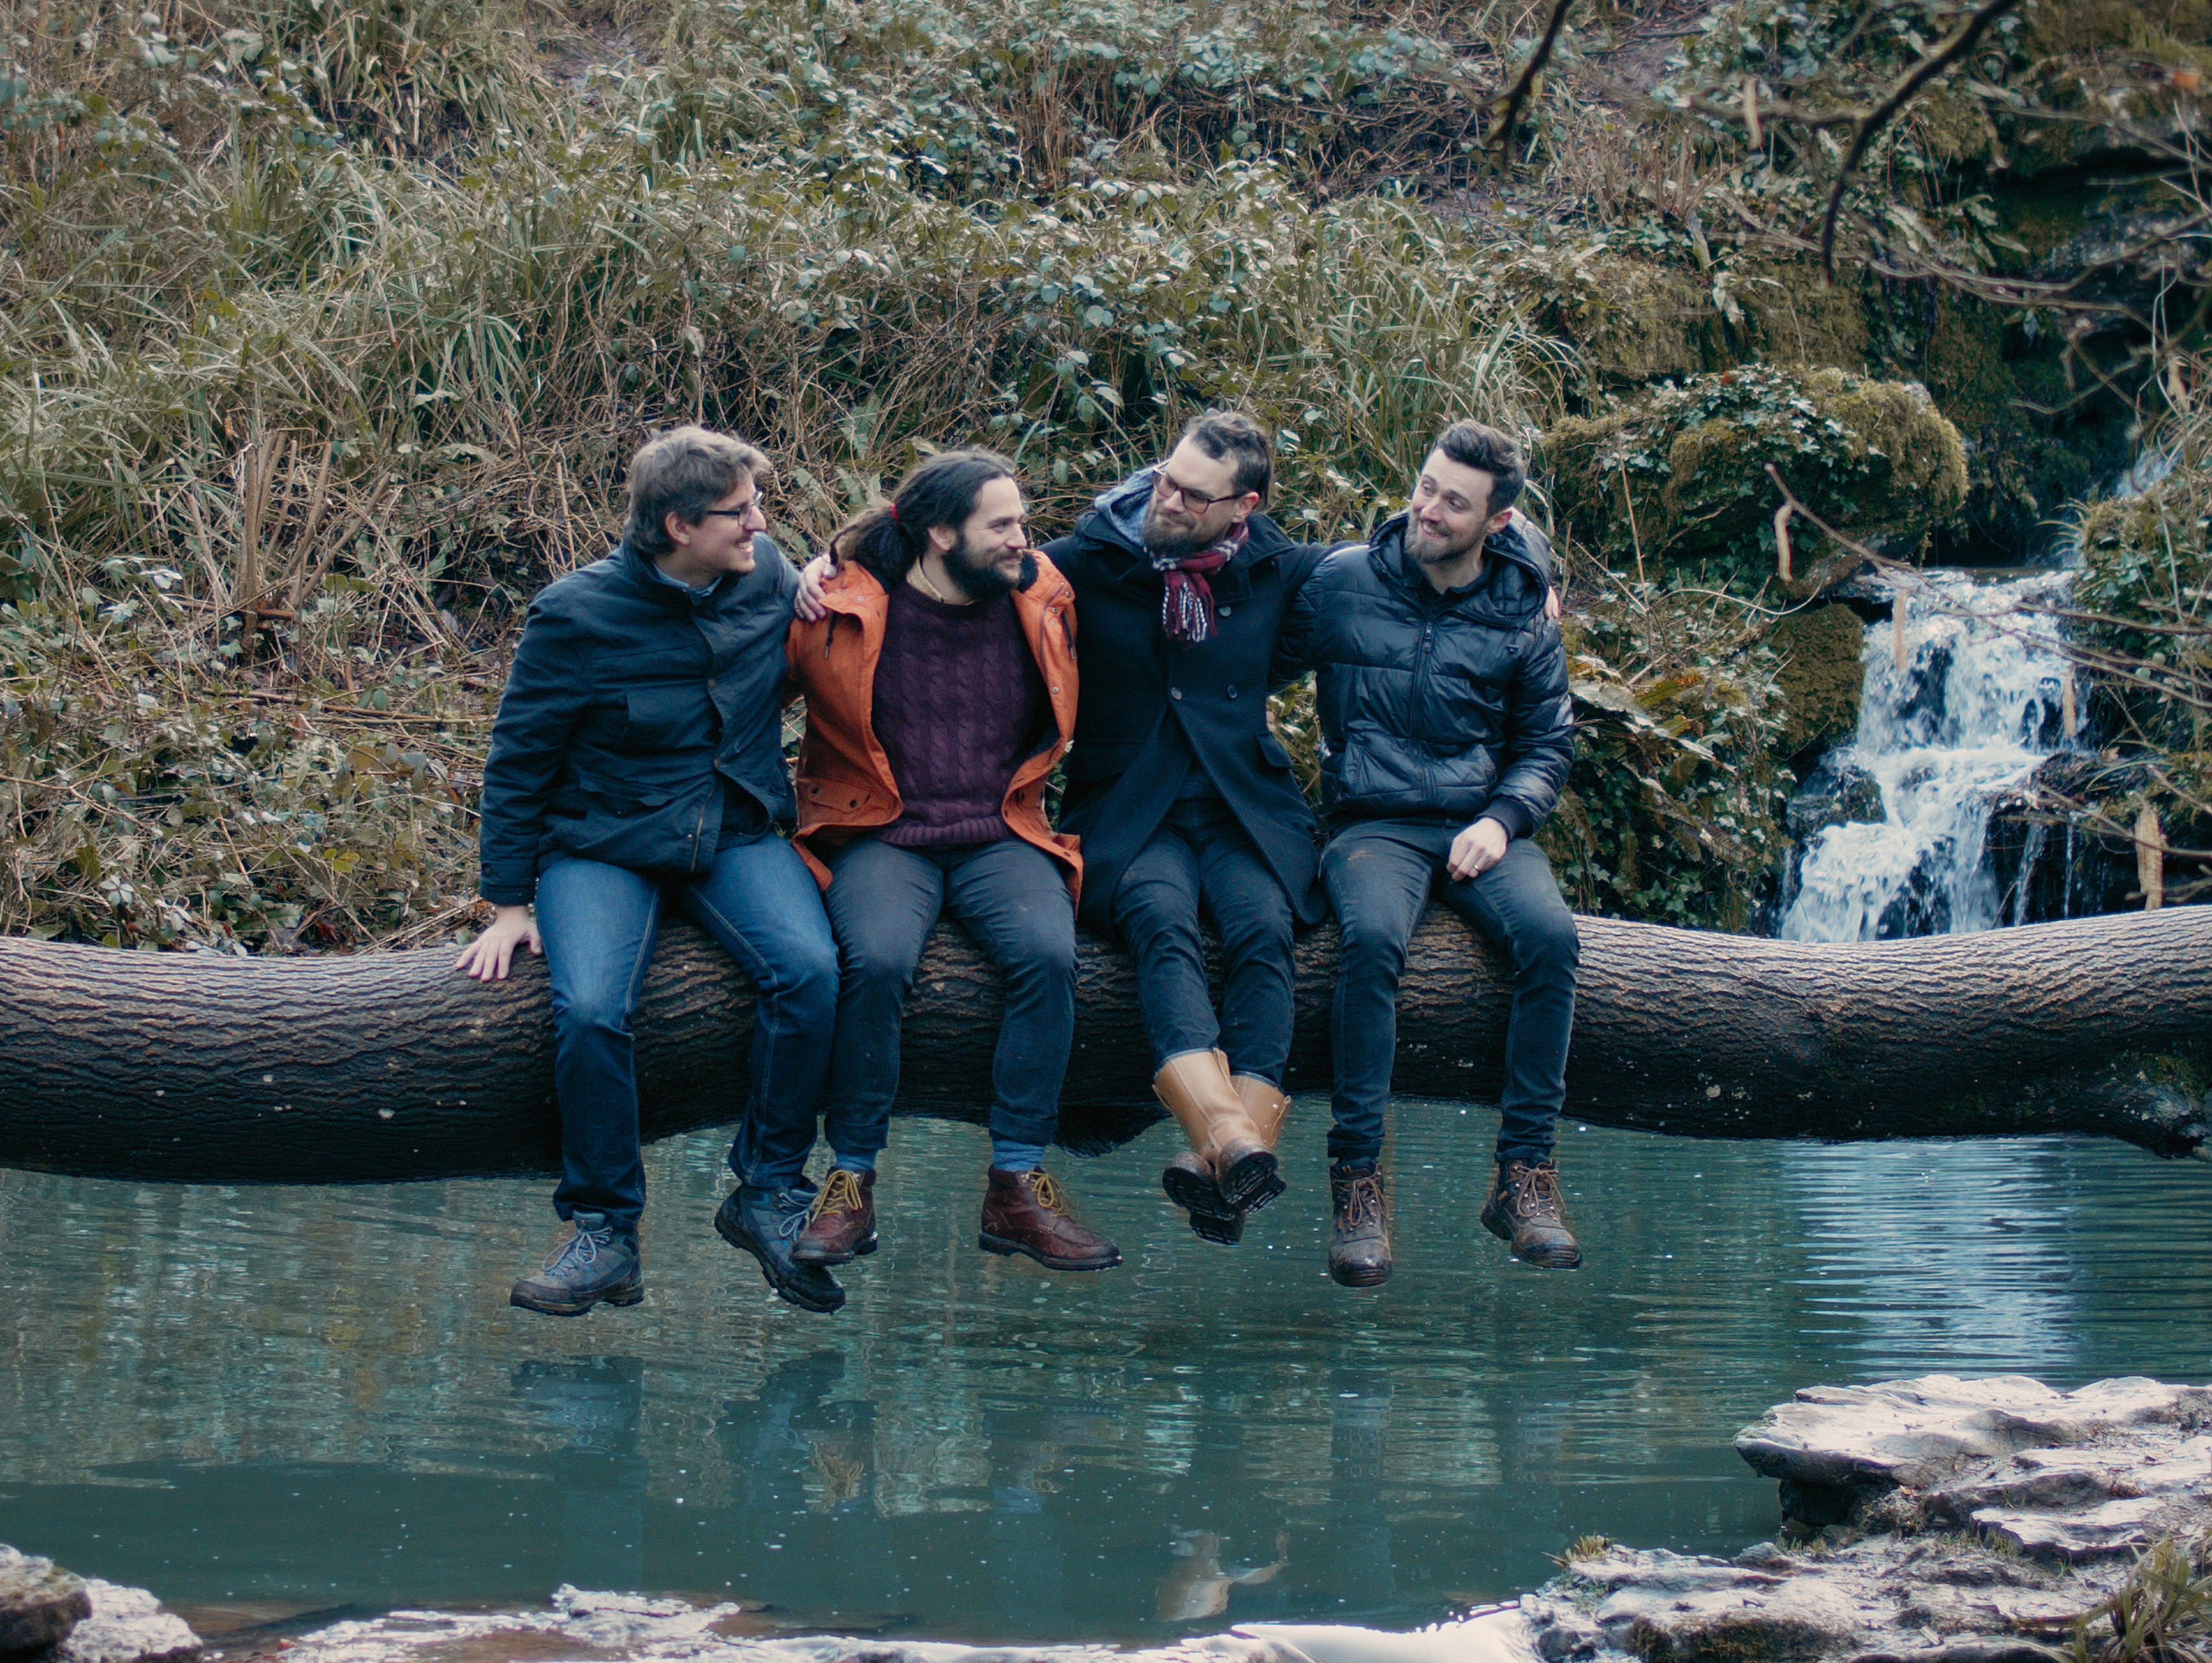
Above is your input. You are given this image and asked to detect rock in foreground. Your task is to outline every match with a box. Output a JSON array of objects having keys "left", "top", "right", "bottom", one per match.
[
  {"left": 0, "top": 1549, "right": 92, "bottom": 1658},
  {"left": 0, "top": 1551, "right": 199, "bottom": 1663},
  {"left": 1524, "top": 1374, "right": 2212, "bottom": 1663}
]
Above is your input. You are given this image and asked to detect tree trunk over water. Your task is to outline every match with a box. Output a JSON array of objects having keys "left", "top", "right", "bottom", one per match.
[{"left": 0, "top": 909, "right": 2206, "bottom": 1184}]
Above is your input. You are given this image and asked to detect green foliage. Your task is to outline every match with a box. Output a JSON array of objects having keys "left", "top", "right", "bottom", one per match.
[{"left": 1544, "top": 366, "right": 1967, "bottom": 594}]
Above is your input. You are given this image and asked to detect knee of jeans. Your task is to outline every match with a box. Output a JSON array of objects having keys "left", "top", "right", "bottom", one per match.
[
  {"left": 1219, "top": 899, "right": 1293, "bottom": 958},
  {"left": 1114, "top": 883, "right": 1194, "bottom": 948},
  {"left": 1334, "top": 914, "right": 1407, "bottom": 972},
  {"left": 784, "top": 942, "right": 842, "bottom": 1018},
  {"left": 1519, "top": 910, "right": 1581, "bottom": 975},
  {"left": 1001, "top": 924, "right": 1078, "bottom": 985},
  {"left": 839, "top": 939, "right": 915, "bottom": 997},
  {"left": 551, "top": 980, "right": 632, "bottom": 1035}
]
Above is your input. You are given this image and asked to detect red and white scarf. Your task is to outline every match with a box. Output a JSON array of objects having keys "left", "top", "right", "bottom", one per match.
[{"left": 1153, "top": 520, "right": 1247, "bottom": 645}]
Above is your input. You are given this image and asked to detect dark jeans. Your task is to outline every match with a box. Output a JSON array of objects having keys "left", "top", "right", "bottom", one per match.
[
  {"left": 1321, "top": 819, "right": 1578, "bottom": 1167},
  {"left": 533, "top": 837, "right": 841, "bottom": 1230},
  {"left": 1111, "top": 799, "right": 1295, "bottom": 1083},
  {"left": 756, "top": 836, "right": 1075, "bottom": 1178}
]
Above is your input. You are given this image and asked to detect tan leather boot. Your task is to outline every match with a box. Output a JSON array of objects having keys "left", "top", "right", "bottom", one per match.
[{"left": 1152, "top": 1050, "right": 1279, "bottom": 1212}]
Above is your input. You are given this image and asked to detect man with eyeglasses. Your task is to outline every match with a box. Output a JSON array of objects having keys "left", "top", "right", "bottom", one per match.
[
  {"left": 1041, "top": 411, "right": 1330, "bottom": 1249},
  {"left": 459, "top": 426, "right": 842, "bottom": 1317}
]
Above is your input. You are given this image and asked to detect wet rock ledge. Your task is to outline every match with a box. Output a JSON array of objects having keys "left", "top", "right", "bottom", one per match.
[
  {"left": 1525, "top": 1375, "right": 2212, "bottom": 1663},
  {"left": 0, "top": 1548, "right": 200, "bottom": 1663}
]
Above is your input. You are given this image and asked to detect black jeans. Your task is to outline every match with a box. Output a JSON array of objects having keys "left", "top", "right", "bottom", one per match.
[
  {"left": 765, "top": 836, "right": 1076, "bottom": 1174},
  {"left": 1321, "top": 819, "right": 1578, "bottom": 1167},
  {"left": 1110, "top": 799, "right": 1296, "bottom": 1083}
]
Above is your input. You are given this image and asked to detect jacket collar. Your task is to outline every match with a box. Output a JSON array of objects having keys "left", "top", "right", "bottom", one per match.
[
  {"left": 1369, "top": 513, "right": 1546, "bottom": 625},
  {"left": 617, "top": 539, "right": 740, "bottom": 609},
  {"left": 1079, "top": 467, "right": 1295, "bottom": 585}
]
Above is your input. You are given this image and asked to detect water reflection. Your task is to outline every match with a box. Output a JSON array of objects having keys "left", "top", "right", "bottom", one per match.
[{"left": 4, "top": 1115, "right": 2212, "bottom": 1644}]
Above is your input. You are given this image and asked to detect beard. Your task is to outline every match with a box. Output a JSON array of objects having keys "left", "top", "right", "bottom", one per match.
[
  {"left": 1404, "top": 519, "right": 1484, "bottom": 566},
  {"left": 1141, "top": 498, "right": 1223, "bottom": 563},
  {"left": 944, "top": 533, "right": 1035, "bottom": 599}
]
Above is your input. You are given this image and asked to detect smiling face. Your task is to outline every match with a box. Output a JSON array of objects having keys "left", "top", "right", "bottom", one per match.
[
  {"left": 1141, "top": 436, "right": 1257, "bottom": 560},
  {"left": 933, "top": 474, "right": 1032, "bottom": 599},
  {"left": 1404, "top": 448, "right": 1512, "bottom": 574},
  {"left": 660, "top": 473, "right": 767, "bottom": 584}
]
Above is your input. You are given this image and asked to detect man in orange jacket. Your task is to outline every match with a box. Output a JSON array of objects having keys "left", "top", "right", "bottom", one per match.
[{"left": 758, "top": 448, "right": 1118, "bottom": 1302}]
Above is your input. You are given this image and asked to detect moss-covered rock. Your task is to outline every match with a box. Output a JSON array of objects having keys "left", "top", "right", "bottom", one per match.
[
  {"left": 1542, "top": 366, "right": 1968, "bottom": 593},
  {"left": 1503, "top": 244, "right": 1725, "bottom": 386},
  {"left": 1737, "top": 263, "right": 1871, "bottom": 371},
  {"left": 1770, "top": 603, "right": 1867, "bottom": 753}
]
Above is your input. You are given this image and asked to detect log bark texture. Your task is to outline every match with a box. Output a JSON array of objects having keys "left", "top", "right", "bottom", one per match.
[{"left": 0, "top": 907, "right": 2207, "bottom": 1184}]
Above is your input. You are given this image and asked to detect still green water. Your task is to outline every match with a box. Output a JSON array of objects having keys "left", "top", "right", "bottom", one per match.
[{"left": 5, "top": 1111, "right": 2212, "bottom": 1645}]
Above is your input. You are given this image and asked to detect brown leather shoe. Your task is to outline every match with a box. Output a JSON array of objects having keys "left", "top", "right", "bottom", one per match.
[
  {"left": 978, "top": 1168, "right": 1122, "bottom": 1272},
  {"left": 792, "top": 1167, "right": 877, "bottom": 1265},
  {"left": 1479, "top": 1159, "right": 1583, "bottom": 1269},
  {"left": 1153, "top": 1050, "right": 1279, "bottom": 1212},
  {"left": 1327, "top": 1161, "right": 1392, "bottom": 1288}
]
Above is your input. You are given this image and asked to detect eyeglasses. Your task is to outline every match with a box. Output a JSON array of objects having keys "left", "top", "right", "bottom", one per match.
[
  {"left": 700, "top": 505, "right": 760, "bottom": 520},
  {"left": 1151, "top": 471, "right": 1238, "bottom": 513}
]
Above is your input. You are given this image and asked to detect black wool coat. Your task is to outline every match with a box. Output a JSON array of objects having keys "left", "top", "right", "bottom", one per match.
[
  {"left": 1043, "top": 493, "right": 1332, "bottom": 930},
  {"left": 476, "top": 537, "right": 801, "bottom": 904},
  {"left": 1273, "top": 512, "right": 1573, "bottom": 837}
]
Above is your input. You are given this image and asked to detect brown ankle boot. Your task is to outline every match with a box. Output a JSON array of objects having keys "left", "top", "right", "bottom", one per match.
[
  {"left": 792, "top": 1167, "right": 877, "bottom": 1265},
  {"left": 1479, "top": 1159, "right": 1582, "bottom": 1269},
  {"left": 978, "top": 1169, "right": 1122, "bottom": 1272},
  {"left": 1153, "top": 1051, "right": 1278, "bottom": 1212},
  {"left": 1163, "top": 1072, "right": 1291, "bottom": 1246},
  {"left": 1327, "top": 1161, "right": 1392, "bottom": 1288}
]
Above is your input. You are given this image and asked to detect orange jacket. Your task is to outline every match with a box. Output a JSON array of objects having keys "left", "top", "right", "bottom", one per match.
[{"left": 784, "top": 555, "right": 1082, "bottom": 897}]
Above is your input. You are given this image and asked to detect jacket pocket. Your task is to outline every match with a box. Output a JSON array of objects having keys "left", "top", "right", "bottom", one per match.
[
  {"left": 551, "top": 771, "right": 717, "bottom": 876},
  {"left": 1258, "top": 731, "right": 1295, "bottom": 770},
  {"left": 623, "top": 682, "right": 716, "bottom": 753}
]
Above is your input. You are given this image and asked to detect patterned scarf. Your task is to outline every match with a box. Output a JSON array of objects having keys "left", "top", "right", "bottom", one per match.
[{"left": 1152, "top": 520, "right": 1247, "bottom": 645}]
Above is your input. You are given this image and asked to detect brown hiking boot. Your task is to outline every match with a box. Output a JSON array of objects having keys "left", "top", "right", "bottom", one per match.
[
  {"left": 1327, "top": 1162, "right": 1392, "bottom": 1288},
  {"left": 1480, "top": 1159, "right": 1583, "bottom": 1269},
  {"left": 978, "top": 1168, "right": 1122, "bottom": 1272},
  {"left": 1152, "top": 1050, "right": 1281, "bottom": 1213},
  {"left": 792, "top": 1167, "right": 877, "bottom": 1265}
]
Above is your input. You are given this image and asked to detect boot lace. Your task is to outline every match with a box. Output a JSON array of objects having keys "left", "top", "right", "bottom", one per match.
[
  {"left": 1025, "top": 1171, "right": 1071, "bottom": 1215},
  {"left": 1337, "top": 1172, "right": 1384, "bottom": 1227},
  {"left": 543, "top": 1218, "right": 614, "bottom": 1273},
  {"left": 810, "top": 1169, "right": 867, "bottom": 1222},
  {"left": 1509, "top": 1162, "right": 1566, "bottom": 1222}
]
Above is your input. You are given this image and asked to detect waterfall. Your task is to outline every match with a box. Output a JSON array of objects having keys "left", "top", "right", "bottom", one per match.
[{"left": 1778, "top": 570, "right": 2075, "bottom": 943}]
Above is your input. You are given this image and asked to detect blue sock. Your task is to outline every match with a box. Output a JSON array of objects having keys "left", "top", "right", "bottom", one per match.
[
  {"left": 991, "top": 1138, "right": 1048, "bottom": 1173},
  {"left": 831, "top": 1151, "right": 877, "bottom": 1174}
]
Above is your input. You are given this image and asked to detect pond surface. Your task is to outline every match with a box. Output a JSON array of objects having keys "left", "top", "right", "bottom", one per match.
[{"left": 5, "top": 1111, "right": 2212, "bottom": 1646}]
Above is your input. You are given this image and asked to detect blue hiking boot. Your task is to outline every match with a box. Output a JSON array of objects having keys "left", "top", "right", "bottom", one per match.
[
  {"left": 509, "top": 1211, "right": 644, "bottom": 1316},
  {"left": 715, "top": 1182, "right": 846, "bottom": 1314}
]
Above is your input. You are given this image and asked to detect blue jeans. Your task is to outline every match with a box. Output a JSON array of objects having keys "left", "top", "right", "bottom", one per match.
[
  {"left": 1321, "top": 821, "right": 1579, "bottom": 1167},
  {"left": 533, "top": 838, "right": 840, "bottom": 1229},
  {"left": 753, "top": 836, "right": 1075, "bottom": 1181}
]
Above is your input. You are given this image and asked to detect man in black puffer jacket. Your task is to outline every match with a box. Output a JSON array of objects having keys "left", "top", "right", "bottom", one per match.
[{"left": 1275, "top": 419, "right": 1580, "bottom": 1287}]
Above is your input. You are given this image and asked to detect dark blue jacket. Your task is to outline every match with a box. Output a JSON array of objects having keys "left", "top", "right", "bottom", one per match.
[
  {"left": 476, "top": 538, "right": 800, "bottom": 904},
  {"left": 1043, "top": 469, "right": 1331, "bottom": 928},
  {"left": 1274, "top": 512, "right": 1573, "bottom": 837}
]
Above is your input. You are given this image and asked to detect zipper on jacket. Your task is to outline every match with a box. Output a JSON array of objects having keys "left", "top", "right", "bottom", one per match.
[{"left": 1410, "top": 603, "right": 1439, "bottom": 807}]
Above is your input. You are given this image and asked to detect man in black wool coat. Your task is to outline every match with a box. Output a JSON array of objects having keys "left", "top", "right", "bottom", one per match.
[{"left": 1042, "top": 411, "right": 1331, "bottom": 1248}]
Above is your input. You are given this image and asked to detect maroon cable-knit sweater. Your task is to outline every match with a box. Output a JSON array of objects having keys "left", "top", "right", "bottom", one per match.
[{"left": 873, "top": 577, "right": 1047, "bottom": 847}]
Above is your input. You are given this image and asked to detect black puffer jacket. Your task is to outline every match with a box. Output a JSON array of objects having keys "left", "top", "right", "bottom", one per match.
[
  {"left": 1274, "top": 512, "right": 1573, "bottom": 837},
  {"left": 476, "top": 538, "right": 800, "bottom": 904}
]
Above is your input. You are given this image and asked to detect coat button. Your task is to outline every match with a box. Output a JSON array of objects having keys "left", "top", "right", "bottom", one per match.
[
  {"left": 1226, "top": 685, "right": 1239, "bottom": 699},
  {"left": 1170, "top": 687, "right": 1183, "bottom": 700},
  {"left": 1219, "top": 606, "right": 1232, "bottom": 617}
]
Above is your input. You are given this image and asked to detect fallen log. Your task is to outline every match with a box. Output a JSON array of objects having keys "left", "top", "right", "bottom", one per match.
[{"left": 0, "top": 907, "right": 2207, "bottom": 1184}]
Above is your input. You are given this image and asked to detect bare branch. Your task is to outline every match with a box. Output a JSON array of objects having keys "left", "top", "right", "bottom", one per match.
[
  {"left": 1820, "top": 0, "right": 2025, "bottom": 277},
  {"left": 1491, "top": 0, "right": 1577, "bottom": 162}
]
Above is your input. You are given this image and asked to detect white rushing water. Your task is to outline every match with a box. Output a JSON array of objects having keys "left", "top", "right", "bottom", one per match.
[{"left": 1779, "top": 570, "right": 2075, "bottom": 943}]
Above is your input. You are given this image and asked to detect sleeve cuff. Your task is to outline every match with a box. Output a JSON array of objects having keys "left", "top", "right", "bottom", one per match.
[
  {"left": 479, "top": 880, "right": 536, "bottom": 907},
  {"left": 1483, "top": 800, "right": 1534, "bottom": 841}
]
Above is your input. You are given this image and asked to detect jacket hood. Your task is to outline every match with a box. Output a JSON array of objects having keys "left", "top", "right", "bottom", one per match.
[
  {"left": 1080, "top": 466, "right": 1297, "bottom": 571},
  {"left": 1369, "top": 512, "right": 1548, "bottom": 626}
]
